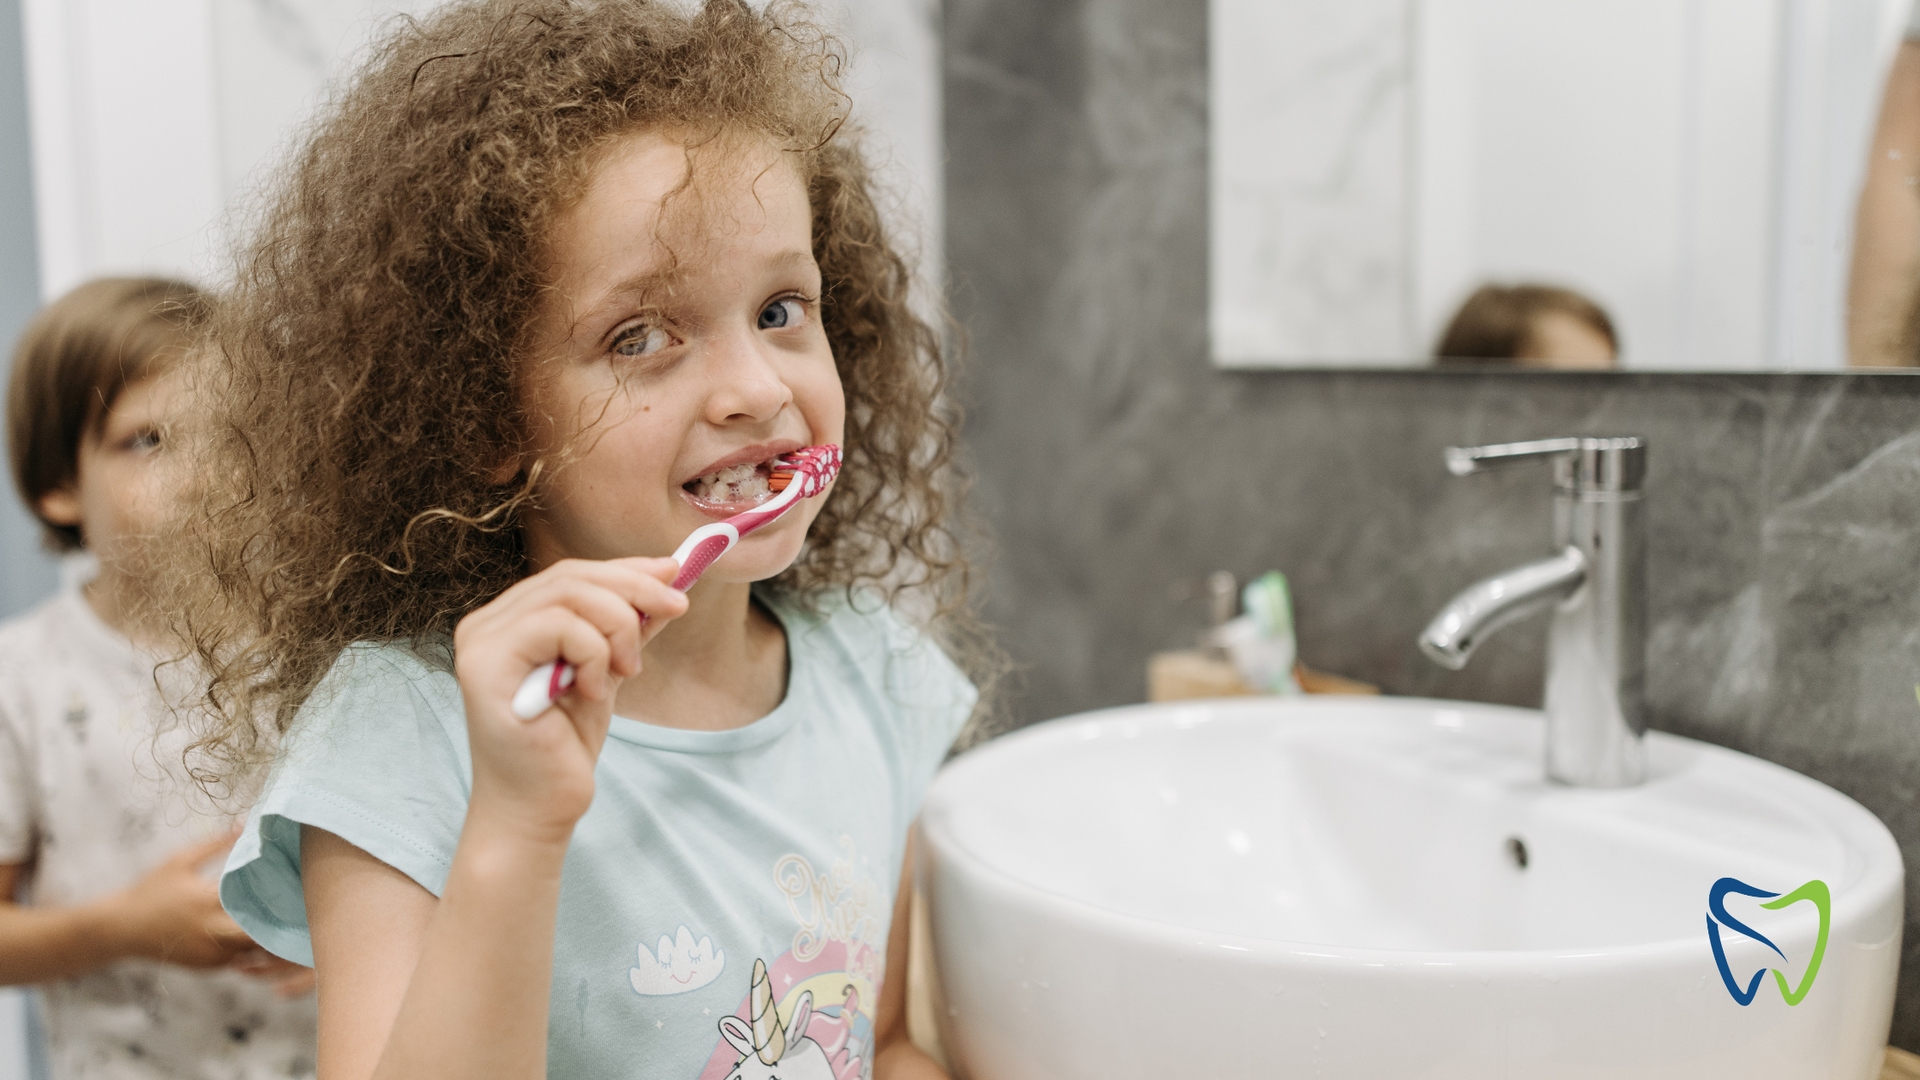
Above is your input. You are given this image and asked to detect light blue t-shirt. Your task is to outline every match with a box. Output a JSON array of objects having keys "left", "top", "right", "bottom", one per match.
[{"left": 220, "top": 591, "right": 975, "bottom": 1080}]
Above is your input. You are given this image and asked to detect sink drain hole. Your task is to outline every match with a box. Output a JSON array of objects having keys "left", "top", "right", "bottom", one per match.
[{"left": 1505, "top": 836, "right": 1529, "bottom": 869}]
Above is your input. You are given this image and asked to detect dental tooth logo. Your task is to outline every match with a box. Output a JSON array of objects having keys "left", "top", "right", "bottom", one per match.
[{"left": 1706, "top": 877, "right": 1830, "bottom": 1006}]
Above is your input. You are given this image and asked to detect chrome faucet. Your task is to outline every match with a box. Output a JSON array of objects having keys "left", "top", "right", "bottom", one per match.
[{"left": 1418, "top": 437, "right": 1648, "bottom": 788}]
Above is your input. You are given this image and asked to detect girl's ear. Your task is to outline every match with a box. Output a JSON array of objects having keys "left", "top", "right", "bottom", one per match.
[{"left": 37, "top": 486, "right": 82, "bottom": 527}]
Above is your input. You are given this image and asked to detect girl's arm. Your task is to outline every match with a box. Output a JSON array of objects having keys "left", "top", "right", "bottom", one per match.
[
  {"left": 301, "top": 556, "right": 684, "bottom": 1080},
  {"left": 0, "top": 835, "right": 260, "bottom": 984},
  {"left": 303, "top": 821, "right": 563, "bottom": 1080},
  {"left": 872, "top": 832, "right": 950, "bottom": 1080},
  {"left": 1849, "top": 40, "right": 1920, "bottom": 366}
]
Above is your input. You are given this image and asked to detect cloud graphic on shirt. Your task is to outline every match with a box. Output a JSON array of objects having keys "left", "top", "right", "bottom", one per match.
[{"left": 629, "top": 926, "right": 725, "bottom": 996}]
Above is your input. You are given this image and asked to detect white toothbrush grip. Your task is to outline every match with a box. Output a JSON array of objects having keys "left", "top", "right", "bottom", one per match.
[{"left": 511, "top": 660, "right": 573, "bottom": 720}]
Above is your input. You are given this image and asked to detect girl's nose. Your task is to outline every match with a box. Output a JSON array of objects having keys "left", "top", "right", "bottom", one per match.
[{"left": 702, "top": 330, "right": 793, "bottom": 424}]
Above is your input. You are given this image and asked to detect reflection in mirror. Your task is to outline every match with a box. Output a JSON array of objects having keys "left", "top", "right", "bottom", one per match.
[
  {"left": 1852, "top": 17, "right": 1920, "bottom": 366},
  {"left": 1433, "top": 285, "right": 1618, "bottom": 371},
  {"left": 1210, "top": 0, "right": 1914, "bottom": 371}
]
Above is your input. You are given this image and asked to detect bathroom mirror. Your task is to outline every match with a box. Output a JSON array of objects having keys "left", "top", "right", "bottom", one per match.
[{"left": 1209, "top": 0, "right": 1917, "bottom": 371}]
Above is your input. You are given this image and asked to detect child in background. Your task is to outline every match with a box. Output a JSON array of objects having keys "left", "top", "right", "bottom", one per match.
[
  {"left": 0, "top": 278, "right": 317, "bottom": 1079},
  {"left": 1433, "top": 283, "right": 1619, "bottom": 370},
  {"left": 167, "top": 3, "right": 982, "bottom": 1078}
]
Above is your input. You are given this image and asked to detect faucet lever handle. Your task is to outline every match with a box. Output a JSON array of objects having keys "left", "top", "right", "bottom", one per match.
[{"left": 1443, "top": 438, "right": 1585, "bottom": 476}]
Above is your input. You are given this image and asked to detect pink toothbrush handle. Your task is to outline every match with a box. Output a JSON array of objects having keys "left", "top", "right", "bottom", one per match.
[{"left": 669, "top": 533, "right": 732, "bottom": 589}]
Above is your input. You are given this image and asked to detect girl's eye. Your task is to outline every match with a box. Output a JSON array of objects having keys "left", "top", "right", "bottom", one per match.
[
  {"left": 127, "top": 430, "right": 161, "bottom": 454},
  {"left": 758, "top": 298, "right": 805, "bottom": 331},
  {"left": 612, "top": 324, "right": 673, "bottom": 358}
]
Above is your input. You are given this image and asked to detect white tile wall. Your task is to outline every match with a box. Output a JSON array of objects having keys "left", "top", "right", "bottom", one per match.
[
  {"left": 24, "top": 0, "right": 941, "bottom": 302},
  {"left": 0, "top": 989, "right": 33, "bottom": 1080},
  {"left": 20, "top": 0, "right": 225, "bottom": 298}
]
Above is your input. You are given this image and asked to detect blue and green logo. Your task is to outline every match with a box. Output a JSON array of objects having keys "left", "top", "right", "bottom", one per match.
[{"left": 1707, "top": 877, "right": 1830, "bottom": 1006}]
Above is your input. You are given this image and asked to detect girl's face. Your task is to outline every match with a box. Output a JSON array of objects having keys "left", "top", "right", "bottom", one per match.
[
  {"left": 39, "top": 369, "right": 185, "bottom": 575},
  {"left": 521, "top": 130, "right": 844, "bottom": 583}
]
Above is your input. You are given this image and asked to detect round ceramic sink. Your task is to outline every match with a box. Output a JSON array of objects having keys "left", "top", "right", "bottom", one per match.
[{"left": 918, "top": 697, "right": 1903, "bottom": 1079}]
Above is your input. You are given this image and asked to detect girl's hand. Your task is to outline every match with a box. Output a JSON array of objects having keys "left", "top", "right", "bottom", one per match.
[
  {"left": 230, "top": 947, "right": 318, "bottom": 997},
  {"left": 102, "top": 831, "right": 258, "bottom": 969},
  {"left": 453, "top": 557, "right": 687, "bottom": 839}
]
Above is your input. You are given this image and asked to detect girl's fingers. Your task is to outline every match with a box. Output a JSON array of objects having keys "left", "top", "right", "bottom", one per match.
[
  {"left": 503, "top": 607, "right": 615, "bottom": 704},
  {"left": 456, "top": 556, "right": 694, "bottom": 724},
  {"left": 490, "top": 557, "right": 681, "bottom": 621},
  {"left": 173, "top": 829, "right": 241, "bottom": 870},
  {"left": 474, "top": 564, "right": 684, "bottom": 660},
  {"left": 505, "top": 578, "right": 648, "bottom": 677},
  {"left": 461, "top": 560, "right": 686, "bottom": 667}
]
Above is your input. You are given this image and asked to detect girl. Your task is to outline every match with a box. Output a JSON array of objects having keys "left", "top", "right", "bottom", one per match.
[
  {"left": 167, "top": 3, "right": 984, "bottom": 1077},
  {"left": 0, "top": 278, "right": 316, "bottom": 1078}
]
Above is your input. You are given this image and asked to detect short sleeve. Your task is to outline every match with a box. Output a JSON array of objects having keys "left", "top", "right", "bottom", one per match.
[
  {"left": 0, "top": 698, "right": 35, "bottom": 864},
  {"left": 869, "top": 605, "right": 979, "bottom": 826},
  {"left": 220, "top": 645, "right": 473, "bottom": 966}
]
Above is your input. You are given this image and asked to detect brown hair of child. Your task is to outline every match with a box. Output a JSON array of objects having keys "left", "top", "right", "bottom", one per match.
[
  {"left": 7, "top": 277, "right": 207, "bottom": 552},
  {"left": 1433, "top": 284, "right": 1618, "bottom": 366},
  {"left": 157, "top": 0, "right": 991, "bottom": 786}
]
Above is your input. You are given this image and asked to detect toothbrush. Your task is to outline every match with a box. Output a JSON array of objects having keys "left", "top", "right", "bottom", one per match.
[{"left": 508, "top": 443, "right": 842, "bottom": 720}]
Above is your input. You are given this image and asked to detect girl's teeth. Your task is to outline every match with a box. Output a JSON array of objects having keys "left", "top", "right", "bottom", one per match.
[{"left": 689, "top": 462, "right": 770, "bottom": 502}]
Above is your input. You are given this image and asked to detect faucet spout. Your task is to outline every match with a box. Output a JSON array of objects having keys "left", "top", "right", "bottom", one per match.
[
  {"left": 1419, "top": 436, "right": 1648, "bottom": 788},
  {"left": 1419, "top": 548, "right": 1587, "bottom": 670}
]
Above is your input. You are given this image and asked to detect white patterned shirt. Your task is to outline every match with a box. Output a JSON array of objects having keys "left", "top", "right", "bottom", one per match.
[{"left": 0, "top": 571, "right": 316, "bottom": 1080}]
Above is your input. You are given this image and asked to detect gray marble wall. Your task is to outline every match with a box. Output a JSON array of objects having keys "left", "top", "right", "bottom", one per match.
[{"left": 946, "top": 0, "right": 1920, "bottom": 1049}]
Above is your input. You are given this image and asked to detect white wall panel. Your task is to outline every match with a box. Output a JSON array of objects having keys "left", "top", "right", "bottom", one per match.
[
  {"left": 22, "top": 0, "right": 224, "bottom": 297},
  {"left": 0, "top": 989, "right": 29, "bottom": 1080},
  {"left": 25, "top": 0, "right": 942, "bottom": 302}
]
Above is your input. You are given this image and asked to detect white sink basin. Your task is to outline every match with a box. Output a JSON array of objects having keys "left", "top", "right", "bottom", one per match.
[{"left": 918, "top": 697, "right": 1903, "bottom": 1079}]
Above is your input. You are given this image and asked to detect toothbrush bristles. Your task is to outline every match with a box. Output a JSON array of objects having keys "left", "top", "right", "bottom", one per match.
[{"left": 767, "top": 445, "right": 837, "bottom": 495}]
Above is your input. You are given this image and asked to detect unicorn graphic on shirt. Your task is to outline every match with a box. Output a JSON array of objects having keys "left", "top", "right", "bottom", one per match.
[
  {"left": 696, "top": 842, "right": 880, "bottom": 1080},
  {"left": 716, "top": 959, "right": 836, "bottom": 1080}
]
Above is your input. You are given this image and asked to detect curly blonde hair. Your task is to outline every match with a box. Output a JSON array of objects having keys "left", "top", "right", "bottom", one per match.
[{"left": 163, "top": 0, "right": 988, "bottom": 788}]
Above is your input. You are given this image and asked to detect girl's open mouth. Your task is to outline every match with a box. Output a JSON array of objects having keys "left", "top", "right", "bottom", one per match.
[{"left": 682, "top": 460, "right": 776, "bottom": 510}]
